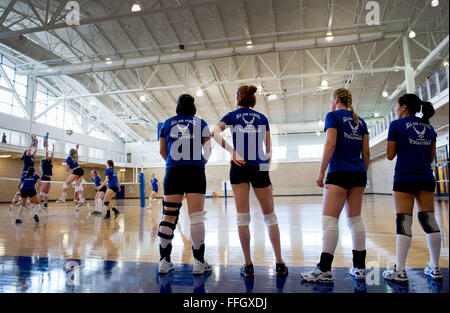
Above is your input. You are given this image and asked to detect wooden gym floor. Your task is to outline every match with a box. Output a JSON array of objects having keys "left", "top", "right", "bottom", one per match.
[{"left": 0, "top": 195, "right": 448, "bottom": 293}]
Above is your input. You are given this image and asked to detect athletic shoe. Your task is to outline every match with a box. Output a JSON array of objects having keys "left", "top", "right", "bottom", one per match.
[
  {"left": 349, "top": 267, "right": 366, "bottom": 280},
  {"left": 112, "top": 208, "right": 120, "bottom": 219},
  {"left": 382, "top": 265, "right": 408, "bottom": 283},
  {"left": 42, "top": 205, "right": 48, "bottom": 213},
  {"left": 158, "top": 259, "right": 175, "bottom": 274},
  {"left": 104, "top": 211, "right": 111, "bottom": 219},
  {"left": 55, "top": 198, "right": 66, "bottom": 203},
  {"left": 276, "top": 263, "right": 288, "bottom": 276},
  {"left": 193, "top": 258, "right": 213, "bottom": 275},
  {"left": 424, "top": 264, "right": 443, "bottom": 281},
  {"left": 15, "top": 219, "right": 22, "bottom": 224},
  {"left": 34, "top": 214, "right": 39, "bottom": 223},
  {"left": 301, "top": 265, "right": 334, "bottom": 283},
  {"left": 240, "top": 264, "right": 254, "bottom": 278}
]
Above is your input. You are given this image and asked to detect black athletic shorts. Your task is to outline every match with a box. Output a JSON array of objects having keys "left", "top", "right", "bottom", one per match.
[
  {"left": 41, "top": 176, "right": 51, "bottom": 182},
  {"left": 229, "top": 163, "right": 272, "bottom": 188},
  {"left": 21, "top": 189, "right": 37, "bottom": 198},
  {"left": 325, "top": 171, "right": 367, "bottom": 190},
  {"left": 164, "top": 165, "right": 206, "bottom": 195},
  {"left": 108, "top": 187, "right": 119, "bottom": 193},
  {"left": 393, "top": 180, "right": 436, "bottom": 194},
  {"left": 98, "top": 186, "right": 107, "bottom": 193},
  {"left": 72, "top": 167, "right": 84, "bottom": 177}
]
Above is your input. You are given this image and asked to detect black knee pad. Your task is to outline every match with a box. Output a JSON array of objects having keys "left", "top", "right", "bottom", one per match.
[
  {"left": 104, "top": 201, "right": 110, "bottom": 206},
  {"left": 159, "top": 243, "right": 173, "bottom": 262},
  {"left": 158, "top": 221, "right": 177, "bottom": 240},
  {"left": 396, "top": 214, "right": 413, "bottom": 237},
  {"left": 418, "top": 211, "right": 440, "bottom": 234}
]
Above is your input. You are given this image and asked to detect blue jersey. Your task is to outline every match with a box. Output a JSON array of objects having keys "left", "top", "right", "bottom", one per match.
[
  {"left": 93, "top": 176, "right": 102, "bottom": 187},
  {"left": 21, "top": 151, "right": 34, "bottom": 173},
  {"left": 151, "top": 178, "right": 158, "bottom": 190},
  {"left": 220, "top": 108, "right": 270, "bottom": 166},
  {"left": 159, "top": 115, "right": 210, "bottom": 168},
  {"left": 105, "top": 168, "right": 119, "bottom": 188},
  {"left": 324, "top": 109, "right": 368, "bottom": 173},
  {"left": 387, "top": 116, "right": 437, "bottom": 182},
  {"left": 41, "top": 159, "right": 52, "bottom": 176},
  {"left": 21, "top": 173, "right": 40, "bottom": 191},
  {"left": 66, "top": 156, "right": 79, "bottom": 169}
]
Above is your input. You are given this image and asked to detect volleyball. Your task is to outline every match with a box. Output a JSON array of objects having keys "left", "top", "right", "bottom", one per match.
[{"left": 66, "top": 129, "right": 73, "bottom": 136}]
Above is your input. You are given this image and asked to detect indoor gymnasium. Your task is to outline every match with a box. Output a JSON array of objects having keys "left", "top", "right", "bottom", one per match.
[{"left": 0, "top": 0, "right": 448, "bottom": 301}]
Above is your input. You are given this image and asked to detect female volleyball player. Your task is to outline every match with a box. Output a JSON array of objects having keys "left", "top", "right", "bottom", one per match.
[
  {"left": 158, "top": 94, "right": 212, "bottom": 275},
  {"left": 90, "top": 170, "right": 106, "bottom": 215},
  {"left": 40, "top": 143, "right": 54, "bottom": 212},
  {"left": 11, "top": 138, "right": 38, "bottom": 206},
  {"left": 383, "top": 94, "right": 442, "bottom": 283},
  {"left": 212, "top": 85, "right": 288, "bottom": 278},
  {"left": 301, "top": 88, "right": 370, "bottom": 283},
  {"left": 145, "top": 173, "right": 160, "bottom": 209},
  {"left": 15, "top": 167, "right": 42, "bottom": 224},
  {"left": 57, "top": 144, "right": 84, "bottom": 203},
  {"left": 97, "top": 160, "right": 121, "bottom": 219}
]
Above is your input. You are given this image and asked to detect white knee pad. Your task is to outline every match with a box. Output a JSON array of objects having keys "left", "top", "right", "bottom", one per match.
[
  {"left": 63, "top": 183, "right": 69, "bottom": 189},
  {"left": 189, "top": 212, "right": 204, "bottom": 225},
  {"left": 237, "top": 213, "right": 251, "bottom": 226},
  {"left": 347, "top": 215, "right": 365, "bottom": 233},
  {"left": 39, "top": 192, "right": 46, "bottom": 197},
  {"left": 263, "top": 212, "right": 278, "bottom": 227},
  {"left": 74, "top": 185, "right": 83, "bottom": 193},
  {"left": 322, "top": 215, "right": 339, "bottom": 232}
]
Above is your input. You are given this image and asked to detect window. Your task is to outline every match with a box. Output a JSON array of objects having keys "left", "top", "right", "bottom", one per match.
[
  {"left": 272, "top": 146, "right": 287, "bottom": 160},
  {"left": 298, "top": 145, "right": 324, "bottom": 159},
  {"left": 0, "top": 54, "right": 27, "bottom": 118}
]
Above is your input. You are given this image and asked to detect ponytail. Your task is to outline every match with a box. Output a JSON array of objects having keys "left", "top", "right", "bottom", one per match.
[
  {"left": 237, "top": 85, "right": 258, "bottom": 108},
  {"left": 107, "top": 160, "right": 114, "bottom": 168},
  {"left": 334, "top": 88, "right": 358, "bottom": 124},
  {"left": 26, "top": 167, "right": 35, "bottom": 178},
  {"left": 398, "top": 94, "right": 435, "bottom": 124},
  {"left": 69, "top": 148, "right": 78, "bottom": 163}
]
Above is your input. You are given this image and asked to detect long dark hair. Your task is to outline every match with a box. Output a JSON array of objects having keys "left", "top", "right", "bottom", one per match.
[
  {"left": 398, "top": 93, "right": 435, "bottom": 124},
  {"left": 26, "top": 167, "right": 35, "bottom": 178},
  {"left": 107, "top": 160, "right": 114, "bottom": 168},
  {"left": 176, "top": 94, "right": 196, "bottom": 116}
]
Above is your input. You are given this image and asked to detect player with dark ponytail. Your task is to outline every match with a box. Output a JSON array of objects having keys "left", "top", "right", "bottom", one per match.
[
  {"left": 97, "top": 160, "right": 121, "bottom": 219},
  {"left": 15, "top": 167, "right": 42, "bottom": 224},
  {"left": 383, "top": 93, "right": 442, "bottom": 283}
]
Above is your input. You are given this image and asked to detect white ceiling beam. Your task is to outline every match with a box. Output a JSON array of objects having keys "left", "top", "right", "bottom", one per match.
[
  {"left": 0, "top": 0, "right": 18, "bottom": 25},
  {"left": 17, "top": 31, "right": 385, "bottom": 76},
  {"left": 0, "top": 0, "right": 239, "bottom": 40},
  {"left": 38, "top": 66, "right": 408, "bottom": 101}
]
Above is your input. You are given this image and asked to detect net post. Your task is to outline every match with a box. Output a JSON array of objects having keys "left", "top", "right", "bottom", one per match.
[{"left": 139, "top": 172, "right": 145, "bottom": 208}]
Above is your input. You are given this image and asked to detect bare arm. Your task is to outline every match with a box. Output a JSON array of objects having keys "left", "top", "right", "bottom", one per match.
[
  {"left": 362, "top": 134, "right": 370, "bottom": 171},
  {"left": 387, "top": 141, "right": 397, "bottom": 160},
  {"left": 265, "top": 130, "right": 272, "bottom": 164},
  {"left": 160, "top": 137, "right": 168, "bottom": 161},
  {"left": 211, "top": 122, "right": 245, "bottom": 166},
  {"left": 203, "top": 136, "right": 212, "bottom": 164},
  {"left": 430, "top": 141, "right": 436, "bottom": 163},
  {"left": 316, "top": 128, "right": 337, "bottom": 187},
  {"left": 50, "top": 144, "right": 55, "bottom": 160}
]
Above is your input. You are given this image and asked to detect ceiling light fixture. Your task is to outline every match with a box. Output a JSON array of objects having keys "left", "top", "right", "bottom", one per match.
[
  {"left": 315, "top": 131, "right": 321, "bottom": 136},
  {"left": 105, "top": 58, "right": 112, "bottom": 65},
  {"left": 267, "top": 94, "right": 278, "bottom": 101},
  {"left": 321, "top": 79, "right": 328, "bottom": 89},
  {"left": 131, "top": 3, "right": 142, "bottom": 12},
  {"left": 431, "top": 0, "right": 439, "bottom": 7},
  {"left": 196, "top": 88, "right": 204, "bottom": 97},
  {"left": 0, "top": 155, "right": 11, "bottom": 158},
  {"left": 382, "top": 90, "right": 389, "bottom": 98},
  {"left": 139, "top": 95, "right": 146, "bottom": 102},
  {"left": 374, "top": 112, "right": 380, "bottom": 117},
  {"left": 325, "top": 31, "right": 334, "bottom": 42},
  {"left": 408, "top": 30, "right": 416, "bottom": 38},
  {"left": 318, "top": 120, "right": 324, "bottom": 127}
]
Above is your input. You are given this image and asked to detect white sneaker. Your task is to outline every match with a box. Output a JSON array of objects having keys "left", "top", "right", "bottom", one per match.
[
  {"left": 193, "top": 259, "right": 213, "bottom": 275},
  {"left": 424, "top": 264, "right": 443, "bottom": 281},
  {"left": 383, "top": 264, "right": 408, "bottom": 283},
  {"left": 301, "top": 265, "right": 333, "bottom": 283},
  {"left": 56, "top": 198, "right": 66, "bottom": 203},
  {"left": 349, "top": 267, "right": 366, "bottom": 280},
  {"left": 158, "top": 259, "right": 175, "bottom": 274}
]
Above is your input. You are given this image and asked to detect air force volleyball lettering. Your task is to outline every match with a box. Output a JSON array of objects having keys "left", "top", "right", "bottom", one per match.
[
  {"left": 169, "top": 119, "right": 202, "bottom": 140},
  {"left": 236, "top": 112, "right": 266, "bottom": 133},
  {"left": 406, "top": 121, "right": 433, "bottom": 146},
  {"left": 342, "top": 116, "right": 363, "bottom": 140}
]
